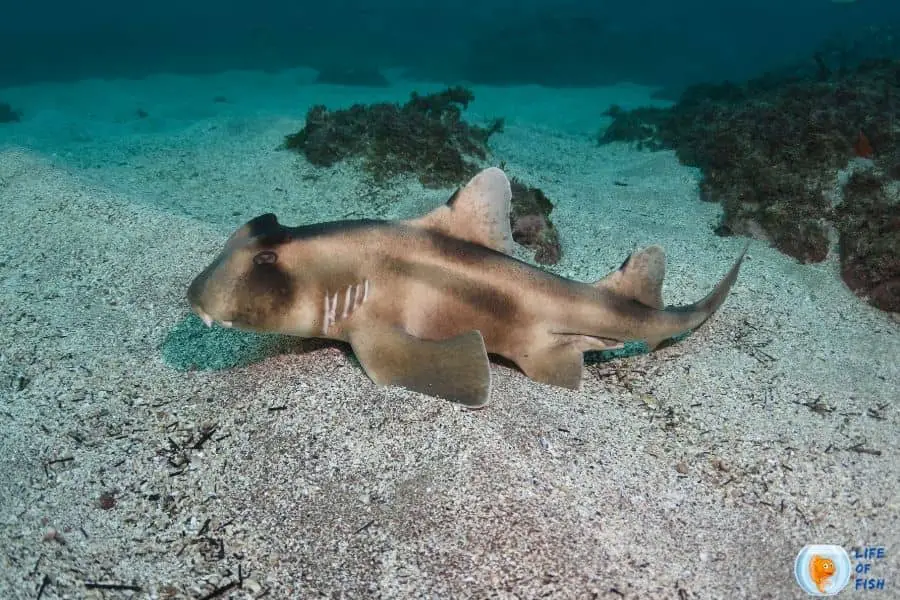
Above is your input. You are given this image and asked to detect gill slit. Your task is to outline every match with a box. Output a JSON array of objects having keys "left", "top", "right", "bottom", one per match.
[{"left": 321, "top": 279, "right": 370, "bottom": 335}]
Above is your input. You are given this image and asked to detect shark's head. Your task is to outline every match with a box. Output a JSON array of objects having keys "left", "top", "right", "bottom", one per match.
[{"left": 187, "top": 213, "right": 306, "bottom": 333}]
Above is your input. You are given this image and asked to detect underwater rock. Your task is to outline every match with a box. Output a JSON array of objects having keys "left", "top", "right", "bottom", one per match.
[
  {"left": 598, "top": 57, "right": 900, "bottom": 312},
  {"left": 283, "top": 87, "right": 504, "bottom": 188},
  {"left": 509, "top": 178, "right": 562, "bottom": 265},
  {"left": 0, "top": 102, "right": 21, "bottom": 123},
  {"left": 598, "top": 105, "right": 666, "bottom": 151}
]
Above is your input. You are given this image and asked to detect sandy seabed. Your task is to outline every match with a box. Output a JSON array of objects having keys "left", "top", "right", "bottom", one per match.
[{"left": 0, "top": 69, "right": 897, "bottom": 599}]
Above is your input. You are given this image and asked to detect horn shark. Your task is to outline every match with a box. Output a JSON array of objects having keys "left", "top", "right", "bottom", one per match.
[{"left": 187, "top": 167, "right": 747, "bottom": 407}]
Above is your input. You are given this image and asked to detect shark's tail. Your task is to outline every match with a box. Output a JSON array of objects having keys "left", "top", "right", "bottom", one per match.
[
  {"left": 591, "top": 241, "right": 749, "bottom": 351},
  {"left": 649, "top": 241, "right": 750, "bottom": 349}
]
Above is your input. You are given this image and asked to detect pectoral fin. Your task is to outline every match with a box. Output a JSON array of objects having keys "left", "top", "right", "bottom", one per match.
[{"left": 349, "top": 326, "right": 492, "bottom": 407}]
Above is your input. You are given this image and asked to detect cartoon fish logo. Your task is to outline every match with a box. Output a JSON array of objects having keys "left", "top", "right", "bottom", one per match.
[
  {"left": 794, "top": 545, "right": 851, "bottom": 596},
  {"left": 810, "top": 555, "right": 836, "bottom": 593}
]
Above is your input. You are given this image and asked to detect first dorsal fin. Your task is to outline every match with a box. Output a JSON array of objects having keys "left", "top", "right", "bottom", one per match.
[
  {"left": 595, "top": 245, "right": 666, "bottom": 309},
  {"left": 405, "top": 167, "right": 514, "bottom": 254}
]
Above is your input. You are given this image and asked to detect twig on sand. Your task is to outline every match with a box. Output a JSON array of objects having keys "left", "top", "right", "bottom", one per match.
[
  {"left": 83, "top": 581, "right": 142, "bottom": 592},
  {"left": 846, "top": 440, "right": 882, "bottom": 456},
  {"left": 192, "top": 424, "right": 218, "bottom": 450},
  {"left": 354, "top": 520, "right": 375, "bottom": 535},
  {"left": 795, "top": 395, "right": 833, "bottom": 416},
  {"left": 36, "top": 574, "right": 50, "bottom": 600},
  {"left": 867, "top": 403, "right": 887, "bottom": 420}
]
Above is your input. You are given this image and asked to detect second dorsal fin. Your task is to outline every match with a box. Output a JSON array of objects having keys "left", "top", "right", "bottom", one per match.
[{"left": 594, "top": 245, "right": 666, "bottom": 309}]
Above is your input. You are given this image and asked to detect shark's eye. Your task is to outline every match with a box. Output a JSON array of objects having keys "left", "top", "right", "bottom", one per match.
[{"left": 253, "top": 250, "right": 278, "bottom": 265}]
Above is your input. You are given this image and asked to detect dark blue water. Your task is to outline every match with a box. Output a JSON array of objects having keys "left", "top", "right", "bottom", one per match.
[{"left": 2, "top": 0, "right": 898, "bottom": 88}]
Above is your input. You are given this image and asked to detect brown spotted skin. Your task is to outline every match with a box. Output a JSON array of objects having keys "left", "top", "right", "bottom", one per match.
[
  {"left": 187, "top": 168, "right": 746, "bottom": 402},
  {"left": 188, "top": 213, "right": 739, "bottom": 360}
]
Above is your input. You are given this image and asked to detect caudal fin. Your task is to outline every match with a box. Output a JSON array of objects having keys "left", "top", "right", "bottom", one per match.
[{"left": 650, "top": 242, "right": 749, "bottom": 348}]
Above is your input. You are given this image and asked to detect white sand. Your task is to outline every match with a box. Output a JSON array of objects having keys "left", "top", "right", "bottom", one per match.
[{"left": 0, "top": 71, "right": 897, "bottom": 599}]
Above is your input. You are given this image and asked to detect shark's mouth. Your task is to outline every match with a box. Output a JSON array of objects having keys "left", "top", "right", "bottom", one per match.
[{"left": 194, "top": 307, "right": 233, "bottom": 329}]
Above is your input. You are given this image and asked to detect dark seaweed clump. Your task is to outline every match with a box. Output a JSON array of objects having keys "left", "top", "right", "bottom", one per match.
[
  {"left": 284, "top": 86, "right": 504, "bottom": 188},
  {"left": 0, "top": 102, "right": 22, "bottom": 123},
  {"left": 836, "top": 171, "right": 900, "bottom": 313},
  {"left": 509, "top": 178, "right": 562, "bottom": 265},
  {"left": 598, "top": 58, "right": 900, "bottom": 313}
]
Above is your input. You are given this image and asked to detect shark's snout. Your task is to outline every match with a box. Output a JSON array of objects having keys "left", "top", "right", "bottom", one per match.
[
  {"left": 187, "top": 271, "right": 235, "bottom": 329},
  {"left": 186, "top": 272, "right": 211, "bottom": 323},
  {"left": 186, "top": 269, "right": 207, "bottom": 309}
]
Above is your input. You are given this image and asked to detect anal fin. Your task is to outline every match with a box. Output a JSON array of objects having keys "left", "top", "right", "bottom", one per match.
[
  {"left": 349, "top": 326, "right": 492, "bottom": 407},
  {"left": 515, "top": 344, "right": 584, "bottom": 390}
]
